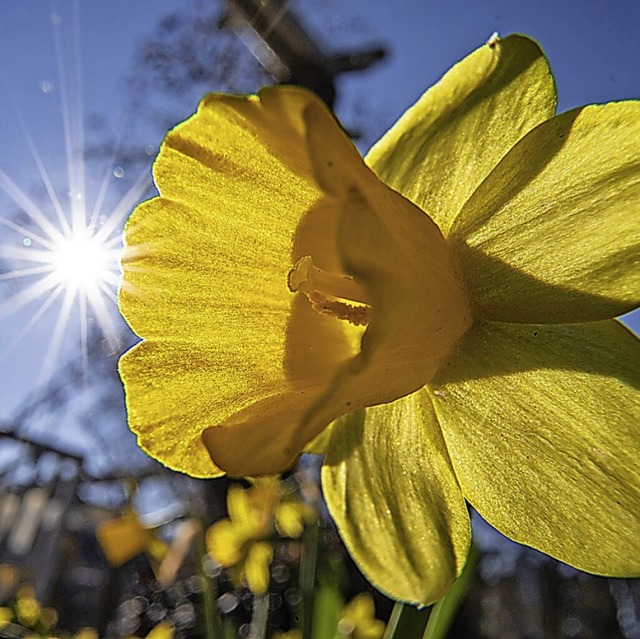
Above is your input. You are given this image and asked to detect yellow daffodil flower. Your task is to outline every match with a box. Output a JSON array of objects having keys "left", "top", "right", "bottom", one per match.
[
  {"left": 0, "top": 588, "right": 98, "bottom": 639},
  {"left": 122, "top": 621, "right": 175, "bottom": 639},
  {"left": 206, "top": 480, "right": 315, "bottom": 594},
  {"left": 272, "top": 593, "right": 384, "bottom": 639},
  {"left": 15, "top": 586, "right": 42, "bottom": 629},
  {"left": 96, "top": 511, "right": 168, "bottom": 567},
  {"left": 119, "top": 34, "right": 640, "bottom": 604},
  {"left": 337, "top": 594, "right": 385, "bottom": 639},
  {"left": 0, "top": 607, "right": 12, "bottom": 629}
]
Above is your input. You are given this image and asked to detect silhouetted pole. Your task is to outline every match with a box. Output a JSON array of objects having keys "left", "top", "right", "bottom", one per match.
[{"left": 221, "top": 0, "right": 386, "bottom": 108}]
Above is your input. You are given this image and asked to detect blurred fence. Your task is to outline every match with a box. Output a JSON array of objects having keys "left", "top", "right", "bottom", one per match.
[{"left": 1, "top": 428, "right": 639, "bottom": 638}]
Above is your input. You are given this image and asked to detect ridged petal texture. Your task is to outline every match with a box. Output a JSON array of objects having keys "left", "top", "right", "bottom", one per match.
[
  {"left": 366, "top": 34, "right": 557, "bottom": 235},
  {"left": 450, "top": 102, "right": 640, "bottom": 322},
  {"left": 322, "top": 394, "right": 471, "bottom": 605},
  {"left": 432, "top": 320, "right": 640, "bottom": 576},
  {"left": 120, "top": 88, "right": 354, "bottom": 477}
]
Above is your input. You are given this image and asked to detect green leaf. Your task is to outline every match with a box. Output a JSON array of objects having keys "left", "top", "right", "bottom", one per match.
[
  {"left": 422, "top": 545, "right": 478, "bottom": 639},
  {"left": 382, "top": 601, "right": 429, "bottom": 639}
]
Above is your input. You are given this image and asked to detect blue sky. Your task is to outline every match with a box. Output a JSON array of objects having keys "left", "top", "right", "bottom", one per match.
[{"left": 0, "top": 0, "right": 638, "bottom": 461}]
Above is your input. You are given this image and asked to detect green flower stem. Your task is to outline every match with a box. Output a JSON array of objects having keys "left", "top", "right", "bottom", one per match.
[
  {"left": 422, "top": 544, "right": 479, "bottom": 639},
  {"left": 383, "top": 545, "right": 478, "bottom": 639},
  {"left": 250, "top": 595, "right": 270, "bottom": 639},
  {"left": 382, "top": 601, "right": 430, "bottom": 639},
  {"left": 300, "top": 521, "right": 321, "bottom": 639},
  {"left": 196, "top": 524, "right": 224, "bottom": 639}
]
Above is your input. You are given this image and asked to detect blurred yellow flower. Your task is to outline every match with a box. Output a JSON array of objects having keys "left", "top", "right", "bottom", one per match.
[
  {"left": 146, "top": 622, "right": 175, "bottom": 639},
  {"left": 272, "top": 632, "right": 301, "bottom": 639},
  {"left": 206, "top": 479, "right": 315, "bottom": 594},
  {"left": 272, "top": 593, "right": 384, "bottom": 639},
  {"left": 0, "top": 585, "right": 99, "bottom": 639},
  {"left": 337, "top": 594, "right": 385, "bottom": 639},
  {"left": 120, "top": 34, "right": 640, "bottom": 604},
  {"left": 0, "top": 607, "right": 12, "bottom": 629},
  {"left": 96, "top": 510, "right": 168, "bottom": 567},
  {"left": 122, "top": 621, "right": 175, "bottom": 639},
  {"left": 15, "top": 586, "right": 42, "bottom": 629}
]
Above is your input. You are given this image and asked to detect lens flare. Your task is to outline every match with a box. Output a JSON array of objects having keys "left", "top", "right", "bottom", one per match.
[
  {"left": 50, "top": 229, "right": 115, "bottom": 293},
  {"left": 0, "top": 0, "right": 157, "bottom": 403}
]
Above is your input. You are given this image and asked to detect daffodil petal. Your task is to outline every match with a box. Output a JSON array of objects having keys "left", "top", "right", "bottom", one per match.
[
  {"left": 244, "top": 541, "right": 273, "bottom": 596},
  {"left": 203, "top": 387, "right": 326, "bottom": 476},
  {"left": 432, "top": 320, "right": 640, "bottom": 576},
  {"left": 120, "top": 88, "right": 365, "bottom": 477},
  {"left": 205, "top": 519, "right": 244, "bottom": 567},
  {"left": 95, "top": 513, "right": 151, "bottom": 567},
  {"left": 146, "top": 622, "right": 175, "bottom": 639},
  {"left": 366, "top": 34, "right": 556, "bottom": 235},
  {"left": 322, "top": 393, "right": 471, "bottom": 605},
  {"left": 202, "top": 119, "right": 431, "bottom": 477},
  {"left": 451, "top": 102, "right": 640, "bottom": 322},
  {"left": 227, "top": 485, "right": 255, "bottom": 531},
  {"left": 120, "top": 340, "right": 278, "bottom": 477}
]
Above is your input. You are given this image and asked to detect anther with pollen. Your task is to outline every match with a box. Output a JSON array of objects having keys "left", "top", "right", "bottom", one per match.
[{"left": 287, "top": 256, "right": 371, "bottom": 326}]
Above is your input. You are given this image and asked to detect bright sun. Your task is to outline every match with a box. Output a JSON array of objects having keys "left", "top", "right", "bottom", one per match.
[
  {"left": 0, "top": 3, "right": 152, "bottom": 394},
  {"left": 50, "top": 229, "right": 114, "bottom": 293}
]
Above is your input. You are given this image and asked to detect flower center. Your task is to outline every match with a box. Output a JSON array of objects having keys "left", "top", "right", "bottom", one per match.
[{"left": 287, "top": 256, "right": 371, "bottom": 326}]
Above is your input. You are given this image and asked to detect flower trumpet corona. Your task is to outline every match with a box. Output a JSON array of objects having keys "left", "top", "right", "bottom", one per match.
[{"left": 119, "top": 34, "right": 640, "bottom": 604}]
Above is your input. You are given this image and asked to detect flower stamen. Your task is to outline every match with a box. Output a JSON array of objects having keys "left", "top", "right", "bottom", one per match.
[{"left": 288, "top": 255, "right": 371, "bottom": 325}]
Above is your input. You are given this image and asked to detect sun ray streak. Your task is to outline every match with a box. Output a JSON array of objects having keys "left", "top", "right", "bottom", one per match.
[
  {"left": 0, "top": 264, "right": 54, "bottom": 282},
  {"left": 0, "top": 1, "right": 148, "bottom": 439},
  {"left": 88, "top": 118, "right": 131, "bottom": 235},
  {"left": 0, "top": 170, "right": 66, "bottom": 244},
  {"left": 89, "top": 147, "right": 121, "bottom": 234},
  {"left": 94, "top": 168, "right": 153, "bottom": 243},
  {"left": 52, "top": 1, "right": 85, "bottom": 233},
  {"left": 0, "top": 284, "right": 65, "bottom": 364},
  {"left": 0, "top": 217, "right": 56, "bottom": 251},
  {"left": 0, "top": 246, "right": 59, "bottom": 264},
  {"left": 19, "top": 122, "right": 72, "bottom": 236},
  {"left": 79, "top": 291, "right": 88, "bottom": 376},
  {"left": 0, "top": 272, "right": 61, "bottom": 320},
  {"left": 34, "top": 284, "right": 77, "bottom": 391},
  {"left": 247, "top": 0, "right": 295, "bottom": 40},
  {"left": 90, "top": 282, "right": 122, "bottom": 351}
]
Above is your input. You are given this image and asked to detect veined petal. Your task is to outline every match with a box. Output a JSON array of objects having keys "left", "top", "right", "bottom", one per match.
[
  {"left": 322, "top": 393, "right": 471, "bottom": 605},
  {"left": 432, "top": 320, "right": 640, "bottom": 576},
  {"left": 119, "top": 340, "right": 285, "bottom": 477},
  {"left": 451, "top": 102, "right": 640, "bottom": 322},
  {"left": 366, "top": 34, "right": 556, "bottom": 235},
  {"left": 120, "top": 88, "right": 363, "bottom": 476}
]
